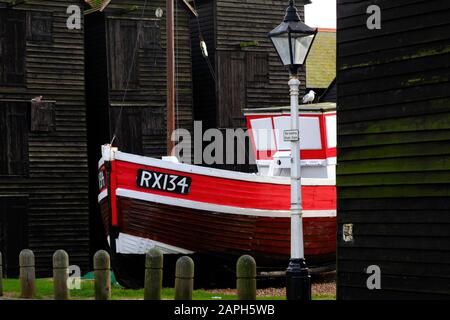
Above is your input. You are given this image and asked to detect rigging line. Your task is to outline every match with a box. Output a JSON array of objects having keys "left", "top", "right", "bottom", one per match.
[
  {"left": 176, "top": 0, "right": 179, "bottom": 132},
  {"left": 110, "top": 0, "right": 149, "bottom": 146},
  {"left": 192, "top": 0, "right": 217, "bottom": 83}
]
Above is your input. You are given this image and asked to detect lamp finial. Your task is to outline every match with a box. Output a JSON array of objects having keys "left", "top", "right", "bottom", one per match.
[{"left": 284, "top": 0, "right": 301, "bottom": 22}]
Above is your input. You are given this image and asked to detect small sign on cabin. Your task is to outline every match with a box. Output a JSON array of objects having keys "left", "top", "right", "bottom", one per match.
[{"left": 283, "top": 129, "right": 299, "bottom": 142}]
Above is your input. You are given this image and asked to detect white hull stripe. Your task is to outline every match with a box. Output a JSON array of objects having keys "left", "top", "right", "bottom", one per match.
[
  {"left": 98, "top": 189, "right": 108, "bottom": 202},
  {"left": 115, "top": 188, "right": 336, "bottom": 218},
  {"left": 109, "top": 233, "right": 194, "bottom": 255}
]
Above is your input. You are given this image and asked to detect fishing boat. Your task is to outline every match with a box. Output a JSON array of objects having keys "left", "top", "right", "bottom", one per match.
[
  {"left": 95, "top": 0, "right": 336, "bottom": 288},
  {"left": 97, "top": 102, "right": 336, "bottom": 288}
]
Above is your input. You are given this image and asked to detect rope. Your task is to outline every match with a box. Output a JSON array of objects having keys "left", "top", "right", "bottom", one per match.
[
  {"left": 110, "top": 0, "right": 149, "bottom": 146},
  {"left": 192, "top": 0, "right": 217, "bottom": 83}
]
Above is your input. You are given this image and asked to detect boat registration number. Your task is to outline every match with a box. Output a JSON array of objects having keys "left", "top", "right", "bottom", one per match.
[{"left": 137, "top": 169, "right": 192, "bottom": 195}]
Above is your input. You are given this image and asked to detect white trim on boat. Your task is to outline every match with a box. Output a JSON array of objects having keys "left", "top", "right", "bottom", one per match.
[
  {"left": 303, "top": 210, "right": 336, "bottom": 218},
  {"left": 98, "top": 189, "right": 108, "bottom": 202},
  {"left": 115, "top": 188, "right": 336, "bottom": 218},
  {"left": 113, "top": 151, "right": 335, "bottom": 186},
  {"left": 115, "top": 151, "right": 290, "bottom": 184},
  {"left": 327, "top": 157, "right": 337, "bottom": 165},
  {"left": 109, "top": 233, "right": 194, "bottom": 255},
  {"left": 98, "top": 149, "right": 337, "bottom": 170},
  {"left": 256, "top": 157, "right": 337, "bottom": 168},
  {"left": 244, "top": 111, "right": 337, "bottom": 116}
]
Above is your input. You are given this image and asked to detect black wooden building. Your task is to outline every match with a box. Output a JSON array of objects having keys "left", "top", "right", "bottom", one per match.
[
  {"left": 85, "top": 0, "right": 194, "bottom": 253},
  {"left": 0, "top": 0, "right": 89, "bottom": 276},
  {"left": 191, "top": 0, "right": 306, "bottom": 130},
  {"left": 337, "top": 0, "right": 450, "bottom": 299}
]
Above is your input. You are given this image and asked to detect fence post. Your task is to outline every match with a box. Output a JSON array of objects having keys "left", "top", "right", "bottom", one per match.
[
  {"left": 94, "top": 250, "right": 111, "bottom": 300},
  {"left": 144, "top": 248, "right": 163, "bottom": 300},
  {"left": 53, "top": 250, "right": 70, "bottom": 300},
  {"left": 174, "top": 256, "right": 194, "bottom": 300},
  {"left": 0, "top": 252, "right": 3, "bottom": 297},
  {"left": 237, "top": 255, "right": 256, "bottom": 300},
  {"left": 19, "top": 249, "right": 36, "bottom": 299}
]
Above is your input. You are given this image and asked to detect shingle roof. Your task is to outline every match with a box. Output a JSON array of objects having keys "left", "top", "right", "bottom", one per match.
[{"left": 306, "top": 29, "right": 336, "bottom": 89}]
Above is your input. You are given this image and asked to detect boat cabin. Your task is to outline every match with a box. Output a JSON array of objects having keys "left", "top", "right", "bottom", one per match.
[{"left": 244, "top": 103, "right": 336, "bottom": 179}]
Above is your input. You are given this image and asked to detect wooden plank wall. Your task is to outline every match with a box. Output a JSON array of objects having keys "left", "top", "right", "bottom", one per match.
[
  {"left": 337, "top": 0, "right": 450, "bottom": 299},
  {"left": 0, "top": 0, "right": 89, "bottom": 276},
  {"left": 215, "top": 0, "right": 305, "bottom": 128},
  {"left": 190, "top": 0, "right": 304, "bottom": 172},
  {"left": 103, "top": 0, "right": 193, "bottom": 157},
  {"left": 192, "top": 0, "right": 306, "bottom": 129},
  {"left": 190, "top": 0, "right": 216, "bottom": 128},
  {"left": 84, "top": 11, "right": 111, "bottom": 260},
  {"left": 85, "top": 1, "right": 194, "bottom": 255}
]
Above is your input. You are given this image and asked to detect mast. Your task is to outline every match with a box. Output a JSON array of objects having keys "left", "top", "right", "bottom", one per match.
[{"left": 166, "top": 0, "right": 176, "bottom": 155}]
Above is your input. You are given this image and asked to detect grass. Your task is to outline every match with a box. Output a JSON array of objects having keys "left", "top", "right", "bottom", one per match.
[{"left": 1, "top": 278, "right": 335, "bottom": 300}]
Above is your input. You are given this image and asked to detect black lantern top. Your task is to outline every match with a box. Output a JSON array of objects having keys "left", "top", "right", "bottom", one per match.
[{"left": 268, "top": 0, "right": 317, "bottom": 75}]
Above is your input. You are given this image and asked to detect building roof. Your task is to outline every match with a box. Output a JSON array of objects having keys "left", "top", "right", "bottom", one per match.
[
  {"left": 319, "top": 78, "right": 337, "bottom": 103},
  {"left": 84, "top": 0, "right": 111, "bottom": 14},
  {"left": 306, "top": 29, "right": 336, "bottom": 89}
]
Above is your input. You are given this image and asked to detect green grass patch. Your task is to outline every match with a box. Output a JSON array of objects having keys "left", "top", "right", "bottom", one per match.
[{"left": 2, "top": 278, "right": 334, "bottom": 300}]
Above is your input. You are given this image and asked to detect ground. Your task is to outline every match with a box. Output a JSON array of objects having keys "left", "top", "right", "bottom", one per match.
[{"left": 0, "top": 273, "right": 336, "bottom": 300}]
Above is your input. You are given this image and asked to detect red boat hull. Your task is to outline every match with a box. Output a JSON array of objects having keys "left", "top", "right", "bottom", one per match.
[
  {"left": 99, "top": 196, "right": 336, "bottom": 264},
  {"left": 98, "top": 149, "right": 336, "bottom": 265}
]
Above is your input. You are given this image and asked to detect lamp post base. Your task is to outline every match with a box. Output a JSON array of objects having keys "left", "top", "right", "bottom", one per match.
[{"left": 286, "top": 258, "right": 311, "bottom": 301}]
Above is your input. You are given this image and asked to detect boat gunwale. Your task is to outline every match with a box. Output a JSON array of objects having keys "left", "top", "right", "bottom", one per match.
[{"left": 98, "top": 150, "right": 336, "bottom": 186}]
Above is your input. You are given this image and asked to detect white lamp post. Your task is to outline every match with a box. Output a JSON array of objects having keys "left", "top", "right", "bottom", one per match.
[{"left": 268, "top": 0, "right": 317, "bottom": 301}]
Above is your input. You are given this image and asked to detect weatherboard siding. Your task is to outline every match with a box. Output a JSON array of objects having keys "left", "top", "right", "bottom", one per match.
[
  {"left": 337, "top": 0, "right": 450, "bottom": 299},
  {"left": 0, "top": 0, "right": 89, "bottom": 276},
  {"left": 192, "top": 0, "right": 306, "bottom": 130},
  {"left": 190, "top": 0, "right": 216, "bottom": 128},
  {"left": 85, "top": 0, "right": 195, "bottom": 258}
]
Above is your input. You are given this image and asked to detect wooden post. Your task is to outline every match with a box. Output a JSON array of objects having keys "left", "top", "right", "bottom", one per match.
[
  {"left": 53, "top": 250, "right": 70, "bottom": 300},
  {"left": 0, "top": 251, "right": 3, "bottom": 297},
  {"left": 237, "top": 255, "right": 256, "bottom": 300},
  {"left": 19, "top": 249, "right": 36, "bottom": 299},
  {"left": 174, "top": 256, "right": 194, "bottom": 300},
  {"left": 94, "top": 250, "right": 111, "bottom": 300},
  {"left": 144, "top": 248, "right": 163, "bottom": 300}
]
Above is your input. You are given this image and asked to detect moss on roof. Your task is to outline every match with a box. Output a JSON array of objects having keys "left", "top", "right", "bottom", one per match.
[
  {"left": 306, "top": 30, "right": 336, "bottom": 89},
  {"left": 85, "top": 0, "right": 111, "bottom": 14}
]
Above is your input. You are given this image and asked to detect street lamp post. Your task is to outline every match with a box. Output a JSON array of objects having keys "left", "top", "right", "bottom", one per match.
[{"left": 268, "top": 0, "right": 317, "bottom": 301}]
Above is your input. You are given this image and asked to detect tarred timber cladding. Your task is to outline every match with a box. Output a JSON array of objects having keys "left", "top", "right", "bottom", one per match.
[
  {"left": 190, "top": 0, "right": 216, "bottom": 128},
  {"left": 192, "top": 0, "right": 307, "bottom": 129},
  {"left": 215, "top": 0, "right": 305, "bottom": 127},
  {"left": 85, "top": 0, "right": 194, "bottom": 260},
  {"left": 337, "top": 0, "right": 450, "bottom": 299},
  {"left": 0, "top": 0, "right": 88, "bottom": 276},
  {"left": 105, "top": 0, "right": 193, "bottom": 154}
]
